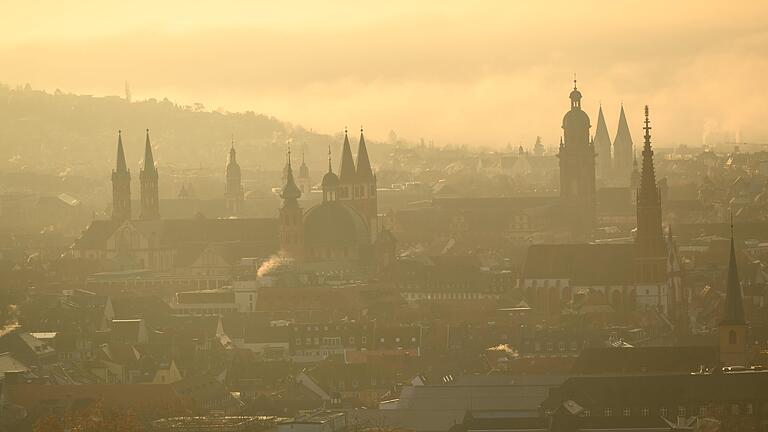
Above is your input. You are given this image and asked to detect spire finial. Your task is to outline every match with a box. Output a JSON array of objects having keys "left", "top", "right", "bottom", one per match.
[
  {"left": 231, "top": 133, "right": 234, "bottom": 149},
  {"left": 344, "top": 126, "right": 348, "bottom": 135},
  {"left": 643, "top": 105, "right": 652, "bottom": 145},
  {"left": 573, "top": 73, "right": 577, "bottom": 90},
  {"left": 360, "top": 125, "right": 364, "bottom": 134},
  {"left": 328, "top": 144, "right": 332, "bottom": 173},
  {"left": 118, "top": 129, "right": 122, "bottom": 136}
]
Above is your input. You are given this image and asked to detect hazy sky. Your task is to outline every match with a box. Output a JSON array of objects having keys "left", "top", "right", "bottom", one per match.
[{"left": 1, "top": 1, "right": 767, "bottom": 148}]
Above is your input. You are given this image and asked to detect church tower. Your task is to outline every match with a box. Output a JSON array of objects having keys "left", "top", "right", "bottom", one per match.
[
  {"left": 634, "top": 106, "right": 667, "bottom": 283},
  {"left": 111, "top": 130, "right": 131, "bottom": 221},
  {"left": 594, "top": 105, "right": 612, "bottom": 180},
  {"left": 719, "top": 222, "right": 749, "bottom": 366},
  {"left": 140, "top": 129, "right": 160, "bottom": 220},
  {"left": 355, "top": 127, "right": 378, "bottom": 241},
  {"left": 558, "top": 80, "right": 596, "bottom": 240},
  {"left": 279, "top": 148, "right": 304, "bottom": 260},
  {"left": 613, "top": 104, "right": 634, "bottom": 181},
  {"left": 225, "top": 139, "right": 244, "bottom": 215}
]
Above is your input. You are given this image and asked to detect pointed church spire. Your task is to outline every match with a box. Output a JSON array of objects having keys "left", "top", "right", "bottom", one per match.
[
  {"left": 594, "top": 105, "right": 612, "bottom": 176},
  {"left": 638, "top": 106, "right": 659, "bottom": 205},
  {"left": 143, "top": 129, "right": 156, "bottom": 172},
  {"left": 356, "top": 126, "right": 374, "bottom": 181},
  {"left": 116, "top": 130, "right": 128, "bottom": 173},
  {"left": 634, "top": 105, "right": 666, "bottom": 282},
  {"left": 112, "top": 130, "right": 131, "bottom": 221},
  {"left": 328, "top": 145, "right": 333, "bottom": 173},
  {"left": 722, "top": 217, "right": 745, "bottom": 325},
  {"left": 281, "top": 146, "right": 301, "bottom": 205},
  {"left": 614, "top": 105, "right": 634, "bottom": 173},
  {"left": 338, "top": 127, "right": 356, "bottom": 183}
]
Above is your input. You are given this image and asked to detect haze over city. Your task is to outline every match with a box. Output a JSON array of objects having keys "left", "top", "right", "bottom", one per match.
[
  {"left": 1, "top": 1, "right": 767, "bottom": 146},
  {"left": 3, "top": 2, "right": 768, "bottom": 432}
]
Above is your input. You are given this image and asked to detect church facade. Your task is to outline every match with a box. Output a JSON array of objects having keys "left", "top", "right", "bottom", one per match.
[{"left": 278, "top": 129, "right": 393, "bottom": 270}]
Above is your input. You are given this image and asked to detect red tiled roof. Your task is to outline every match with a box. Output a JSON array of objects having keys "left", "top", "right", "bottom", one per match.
[{"left": 6, "top": 383, "right": 186, "bottom": 411}]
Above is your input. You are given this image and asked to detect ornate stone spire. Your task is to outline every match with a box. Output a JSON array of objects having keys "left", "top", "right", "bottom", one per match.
[
  {"left": 638, "top": 106, "right": 659, "bottom": 206},
  {"left": 634, "top": 106, "right": 666, "bottom": 281}
]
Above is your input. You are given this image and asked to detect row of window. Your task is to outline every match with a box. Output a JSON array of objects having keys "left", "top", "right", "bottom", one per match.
[
  {"left": 559, "top": 404, "right": 756, "bottom": 418},
  {"left": 294, "top": 336, "right": 418, "bottom": 346}
]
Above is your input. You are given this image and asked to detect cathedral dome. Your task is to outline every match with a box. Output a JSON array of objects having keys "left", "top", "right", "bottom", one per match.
[
  {"left": 562, "top": 108, "right": 590, "bottom": 132},
  {"left": 322, "top": 171, "right": 340, "bottom": 188},
  {"left": 303, "top": 201, "right": 368, "bottom": 249}
]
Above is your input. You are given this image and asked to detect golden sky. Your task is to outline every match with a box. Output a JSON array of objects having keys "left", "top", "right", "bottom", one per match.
[{"left": 1, "top": 1, "right": 767, "bottom": 148}]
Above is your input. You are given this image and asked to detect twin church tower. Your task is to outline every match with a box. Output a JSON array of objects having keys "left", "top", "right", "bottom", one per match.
[{"left": 111, "top": 130, "right": 159, "bottom": 221}]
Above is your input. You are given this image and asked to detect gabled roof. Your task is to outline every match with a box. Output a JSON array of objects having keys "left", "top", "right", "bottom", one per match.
[
  {"left": 544, "top": 371, "right": 768, "bottom": 409},
  {"left": 72, "top": 220, "right": 122, "bottom": 249},
  {"left": 73, "top": 218, "right": 279, "bottom": 251},
  {"left": 521, "top": 243, "right": 635, "bottom": 286},
  {"left": 6, "top": 383, "right": 185, "bottom": 411},
  {"left": 570, "top": 346, "right": 719, "bottom": 374}
]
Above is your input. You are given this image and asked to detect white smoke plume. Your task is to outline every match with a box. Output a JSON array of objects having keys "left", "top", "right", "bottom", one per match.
[{"left": 257, "top": 253, "right": 290, "bottom": 277}]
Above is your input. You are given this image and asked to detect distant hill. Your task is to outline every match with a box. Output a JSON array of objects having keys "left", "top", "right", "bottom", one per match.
[{"left": 0, "top": 83, "right": 346, "bottom": 176}]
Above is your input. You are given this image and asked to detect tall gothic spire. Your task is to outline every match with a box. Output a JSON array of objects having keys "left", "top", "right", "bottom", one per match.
[
  {"left": 634, "top": 106, "right": 666, "bottom": 282},
  {"left": 112, "top": 130, "right": 131, "bottom": 221},
  {"left": 143, "top": 129, "right": 156, "bottom": 172},
  {"left": 116, "top": 130, "right": 128, "bottom": 173},
  {"left": 356, "top": 126, "right": 374, "bottom": 181},
  {"left": 594, "top": 105, "right": 612, "bottom": 176},
  {"left": 338, "top": 127, "right": 356, "bottom": 183},
  {"left": 722, "top": 219, "right": 745, "bottom": 325},
  {"left": 613, "top": 104, "right": 634, "bottom": 173},
  {"left": 139, "top": 128, "right": 160, "bottom": 220},
  {"left": 638, "top": 106, "right": 659, "bottom": 205}
]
